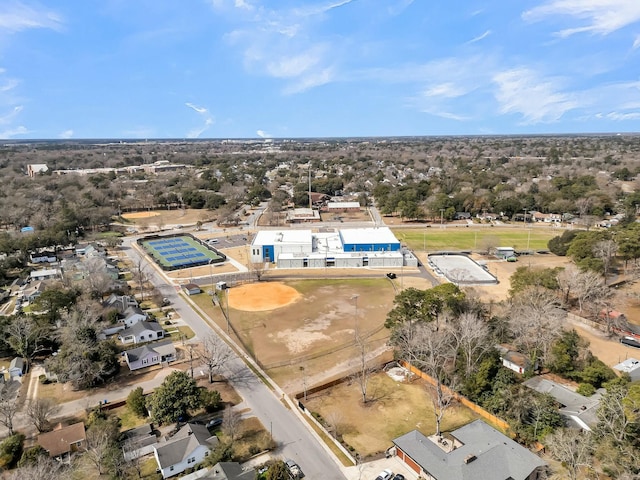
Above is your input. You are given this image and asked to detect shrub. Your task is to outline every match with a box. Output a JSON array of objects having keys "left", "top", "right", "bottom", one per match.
[
  {"left": 576, "top": 383, "right": 596, "bottom": 397},
  {"left": 127, "top": 386, "right": 147, "bottom": 418},
  {"left": 0, "top": 433, "right": 25, "bottom": 469},
  {"left": 38, "top": 374, "right": 50, "bottom": 384}
]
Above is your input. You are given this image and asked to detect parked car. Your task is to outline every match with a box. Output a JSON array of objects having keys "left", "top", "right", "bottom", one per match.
[
  {"left": 386, "top": 272, "right": 397, "bottom": 279},
  {"left": 374, "top": 469, "right": 393, "bottom": 480},
  {"left": 621, "top": 336, "right": 640, "bottom": 349},
  {"left": 206, "top": 417, "right": 223, "bottom": 429},
  {"left": 392, "top": 475, "right": 405, "bottom": 480},
  {"left": 506, "top": 256, "right": 518, "bottom": 262}
]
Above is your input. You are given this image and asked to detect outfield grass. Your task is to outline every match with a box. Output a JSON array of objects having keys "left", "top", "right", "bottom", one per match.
[{"left": 393, "top": 226, "right": 559, "bottom": 252}]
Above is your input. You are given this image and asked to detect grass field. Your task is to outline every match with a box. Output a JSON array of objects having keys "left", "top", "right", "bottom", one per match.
[
  {"left": 393, "top": 226, "right": 559, "bottom": 252},
  {"left": 304, "top": 372, "right": 479, "bottom": 457},
  {"left": 140, "top": 234, "right": 223, "bottom": 269},
  {"left": 189, "top": 278, "right": 395, "bottom": 392}
]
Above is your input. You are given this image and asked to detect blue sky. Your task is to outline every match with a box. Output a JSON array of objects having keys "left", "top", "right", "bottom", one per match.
[{"left": 1, "top": 0, "right": 639, "bottom": 139}]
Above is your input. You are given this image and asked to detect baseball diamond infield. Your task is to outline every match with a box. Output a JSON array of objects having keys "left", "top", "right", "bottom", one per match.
[{"left": 228, "top": 282, "right": 301, "bottom": 311}]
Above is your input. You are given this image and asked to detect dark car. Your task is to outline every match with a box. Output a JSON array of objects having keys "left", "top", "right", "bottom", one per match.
[
  {"left": 206, "top": 418, "right": 223, "bottom": 429},
  {"left": 392, "top": 475, "right": 405, "bottom": 480},
  {"left": 386, "top": 272, "right": 397, "bottom": 279},
  {"left": 621, "top": 336, "right": 640, "bottom": 349}
]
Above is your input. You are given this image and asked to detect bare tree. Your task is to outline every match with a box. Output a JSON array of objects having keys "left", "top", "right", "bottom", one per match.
[
  {"left": 556, "top": 264, "right": 581, "bottom": 307},
  {"left": 131, "top": 258, "right": 148, "bottom": 302},
  {"left": 0, "top": 394, "right": 19, "bottom": 435},
  {"left": 352, "top": 330, "right": 375, "bottom": 404},
  {"left": 84, "top": 427, "right": 114, "bottom": 476},
  {"left": 572, "top": 269, "right": 606, "bottom": 315},
  {"left": 222, "top": 405, "right": 242, "bottom": 442},
  {"left": 26, "top": 398, "right": 60, "bottom": 433},
  {"left": 402, "top": 323, "right": 457, "bottom": 437},
  {"left": 250, "top": 261, "right": 268, "bottom": 281},
  {"left": 593, "top": 239, "right": 618, "bottom": 283},
  {"left": 7, "top": 454, "right": 72, "bottom": 480},
  {"left": 450, "top": 312, "right": 490, "bottom": 376},
  {"left": 325, "top": 409, "right": 346, "bottom": 439},
  {"left": 427, "top": 375, "right": 458, "bottom": 438},
  {"left": 6, "top": 315, "right": 50, "bottom": 373},
  {"left": 199, "top": 334, "right": 233, "bottom": 384},
  {"left": 545, "top": 428, "right": 594, "bottom": 480},
  {"left": 509, "top": 287, "right": 565, "bottom": 365}
]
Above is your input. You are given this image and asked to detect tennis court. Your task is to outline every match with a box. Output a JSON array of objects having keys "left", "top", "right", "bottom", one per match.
[{"left": 139, "top": 234, "right": 226, "bottom": 271}]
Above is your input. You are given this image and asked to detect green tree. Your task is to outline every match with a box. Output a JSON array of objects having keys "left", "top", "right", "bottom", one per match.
[
  {"left": 508, "top": 266, "right": 561, "bottom": 296},
  {"left": 147, "top": 371, "right": 201, "bottom": 424},
  {"left": 0, "top": 433, "right": 25, "bottom": 469},
  {"left": 200, "top": 388, "right": 221, "bottom": 413},
  {"left": 127, "top": 387, "right": 147, "bottom": 418}
]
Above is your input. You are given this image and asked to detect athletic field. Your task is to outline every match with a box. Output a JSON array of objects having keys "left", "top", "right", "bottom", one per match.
[{"left": 139, "top": 234, "right": 225, "bottom": 270}]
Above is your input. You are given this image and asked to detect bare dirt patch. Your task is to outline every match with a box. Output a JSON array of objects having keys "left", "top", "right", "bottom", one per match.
[
  {"left": 229, "top": 282, "right": 301, "bottom": 311},
  {"left": 303, "top": 372, "right": 478, "bottom": 457},
  {"left": 122, "top": 211, "right": 160, "bottom": 219}
]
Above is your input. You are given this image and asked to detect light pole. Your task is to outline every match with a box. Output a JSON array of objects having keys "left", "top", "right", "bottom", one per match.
[
  {"left": 440, "top": 208, "right": 445, "bottom": 227},
  {"left": 351, "top": 294, "right": 359, "bottom": 338}
]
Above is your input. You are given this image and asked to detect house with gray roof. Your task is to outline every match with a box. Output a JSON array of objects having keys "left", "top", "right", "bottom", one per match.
[
  {"left": 118, "top": 321, "right": 165, "bottom": 345},
  {"left": 204, "top": 462, "right": 256, "bottom": 480},
  {"left": 124, "top": 340, "right": 176, "bottom": 371},
  {"left": 393, "top": 420, "right": 546, "bottom": 480},
  {"left": 123, "top": 306, "right": 147, "bottom": 326},
  {"left": 153, "top": 423, "right": 219, "bottom": 478},
  {"left": 523, "top": 377, "right": 601, "bottom": 431}
]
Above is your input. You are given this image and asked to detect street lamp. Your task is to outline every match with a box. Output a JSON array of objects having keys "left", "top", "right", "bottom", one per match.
[
  {"left": 440, "top": 208, "right": 445, "bottom": 227},
  {"left": 351, "top": 294, "right": 359, "bottom": 337}
]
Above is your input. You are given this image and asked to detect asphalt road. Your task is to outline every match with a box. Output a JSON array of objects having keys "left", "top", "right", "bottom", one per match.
[{"left": 121, "top": 237, "right": 347, "bottom": 479}]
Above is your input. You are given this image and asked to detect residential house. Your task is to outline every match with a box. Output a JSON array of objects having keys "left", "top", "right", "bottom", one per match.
[
  {"left": 22, "top": 281, "right": 46, "bottom": 303},
  {"left": 8, "top": 357, "right": 25, "bottom": 378},
  {"left": 614, "top": 358, "right": 640, "bottom": 381},
  {"left": 205, "top": 462, "right": 256, "bottom": 480},
  {"left": 182, "top": 283, "right": 202, "bottom": 296},
  {"left": 523, "top": 377, "right": 602, "bottom": 431},
  {"left": 122, "top": 423, "right": 158, "bottom": 461},
  {"left": 27, "top": 163, "right": 49, "bottom": 178},
  {"left": 393, "top": 420, "right": 546, "bottom": 480},
  {"left": 530, "top": 211, "right": 562, "bottom": 223},
  {"left": 30, "top": 250, "right": 57, "bottom": 264},
  {"left": 118, "top": 321, "right": 165, "bottom": 345},
  {"left": 103, "top": 294, "right": 139, "bottom": 314},
  {"left": 496, "top": 344, "right": 538, "bottom": 375},
  {"left": 30, "top": 268, "right": 61, "bottom": 281},
  {"left": 38, "top": 422, "right": 86, "bottom": 462},
  {"left": 454, "top": 212, "right": 472, "bottom": 221},
  {"left": 124, "top": 306, "right": 148, "bottom": 326},
  {"left": 124, "top": 340, "right": 177, "bottom": 371},
  {"left": 153, "top": 423, "right": 219, "bottom": 478}
]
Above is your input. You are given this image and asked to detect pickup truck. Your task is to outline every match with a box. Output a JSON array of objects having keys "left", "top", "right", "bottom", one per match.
[{"left": 285, "top": 459, "right": 303, "bottom": 479}]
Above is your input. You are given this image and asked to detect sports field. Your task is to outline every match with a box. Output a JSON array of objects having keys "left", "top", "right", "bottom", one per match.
[{"left": 140, "top": 234, "right": 225, "bottom": 270}]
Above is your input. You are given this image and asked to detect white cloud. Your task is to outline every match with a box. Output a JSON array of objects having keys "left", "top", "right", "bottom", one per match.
[
  {"left": 234, "top": 0, "right": 253, "bottom": 11},
  {"left": 423, "top": 83, "right": 468, "bottom": 98},
  {"left": 266, "top": 49, "right": 323, "bottom": 78},
  {"left": 58, "top": 129, "right": 73, "bottom": 139},
  {"left": 0, "top": 125, "right": 27, "bottom": 138},
  {"left": 523, "top": 0, "right": 640, "bottom": 37},
  {"left": 185, "top": 102, "right": 208, "bottom": 114},
  {"left": 186, "top": 118, "right": 214, "bottom": 139},
  {"left": 493, "top": 68, "right": 579, "bottom": 123},
  {"left": 293, "top": 0, "right": 355, "bottom": 18},
  {"left": 602, "top": 111, "right": 640, "bottom": 120},
  {"left": 0, "top": 105, "right": 22, "bottom": 124},
  {"left": 283, "top": 67, "right": 334, "bottom": 94},
  {"left": 185, "top": 102, "right": 215, "bottom": 138},
  {"left": 633, "top": 35, "right": 640, "bottom": 49},
  {"left": 467, "top": 30, "right": 491, "bottom": 44},
  {"left": 0, "top": 1, "right": 63, "bottom": 33},
  {"left": 256, "top": 129, "right": 272, "bottom": 138},
  {"left": 0, "top": 78, "right": 18, "bottom": 92}
]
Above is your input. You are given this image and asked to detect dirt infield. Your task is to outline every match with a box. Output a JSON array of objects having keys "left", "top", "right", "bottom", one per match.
[
  {"left": 122, "top": 211, "right": 160, "bottom": 219},
  {"left": 228, "top": 282, "right": 301, "bottom": 311}
]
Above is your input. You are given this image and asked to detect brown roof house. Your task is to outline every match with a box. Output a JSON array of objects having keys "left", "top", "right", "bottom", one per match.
[{"left": 38, "top": 422, "right": 86, "bottom": 462}]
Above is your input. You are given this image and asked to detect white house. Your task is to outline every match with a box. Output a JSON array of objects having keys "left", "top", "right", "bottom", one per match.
[
  {"left": 103, "top": 294, "right": 138, "bottom": 314},
  {"left": 118, "top": 321, "right": 165, "bottom": 345},
  {"left": 123, "top": 306, "right": 147, "bottom": 327},
  {"left": 30, "top": 268, "right": 61, "bottom": 281},
  {"left": 124, "top": 341, "right": 176, "bottom": 371},
  {"left": 153, "top": 423, "right": 219, "bottom": 478}
]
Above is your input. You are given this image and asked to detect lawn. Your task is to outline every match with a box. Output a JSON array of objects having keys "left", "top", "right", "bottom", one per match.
[
  {"left": 394, "top": 226, "right": 559, "bottom": 252},
  {"left": 303, "top": 372, "right": 479, "bottom": 458}
]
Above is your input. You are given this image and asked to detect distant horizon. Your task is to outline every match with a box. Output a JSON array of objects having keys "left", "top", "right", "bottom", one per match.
[
  {"left": 1, "top": 2, "right": 639, "bottom": 139},
  {"left": 3, "top": 131, "right": 640, "bottom": 145}
]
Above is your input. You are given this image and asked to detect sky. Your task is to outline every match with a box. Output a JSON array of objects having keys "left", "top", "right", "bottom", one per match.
[{"left": 1, "top": 0, "right": 640, "bottom": 139}]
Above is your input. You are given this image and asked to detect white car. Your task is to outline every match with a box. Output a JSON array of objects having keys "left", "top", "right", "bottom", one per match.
[{"left": 374, "top": 469, "right": 393, "bottom": 480}]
